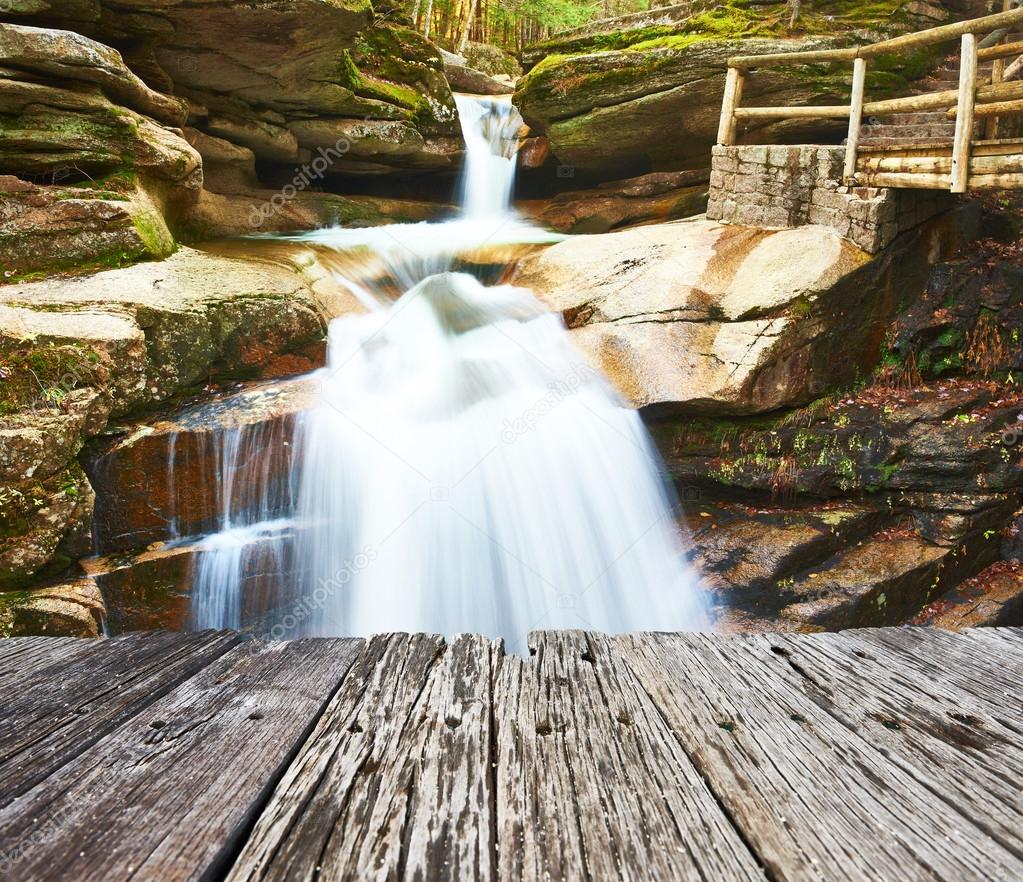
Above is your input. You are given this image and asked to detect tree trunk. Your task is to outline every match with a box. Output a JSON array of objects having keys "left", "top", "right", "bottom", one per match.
[{"left": 422, "top": 0, "right": 433, "bottom": 40}]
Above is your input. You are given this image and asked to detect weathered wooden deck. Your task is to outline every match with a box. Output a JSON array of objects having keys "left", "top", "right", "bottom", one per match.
[{"left": 1, "top": 627, "right": 1022, "bottom": 881}]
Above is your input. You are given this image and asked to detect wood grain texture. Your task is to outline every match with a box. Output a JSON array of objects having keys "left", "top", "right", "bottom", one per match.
[
  {"left": 2, "top": 628, "right": 1023, "bottom": 882},
  {"left": 0, "top": 629, "right": 242, "bottom": 807},
  {"left": 227, "top": 632, "right": 499, "bottom": 882},
  {"left": 615, "top": 630, "right": 1023, "bottom": 882},
  {"left": 844, "top": 627, "right": 1023, "bottom": 724},
  {"left": 766, "top": 631, "right": 1023, "bottom": 860},
  {"left": 0, "top": 637, "right": 94, "bottom": 692},
  {"left": 0, "top": 637, "right": 361, "bottom": 882},
  {"left": 494, "top": 630, "right": 767, "bottom": 882}
]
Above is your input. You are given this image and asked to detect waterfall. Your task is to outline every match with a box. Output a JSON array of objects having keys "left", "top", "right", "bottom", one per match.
[
  {"left": 187, "top": 94, "right": 709, "bottom": 641},
  {"left": 454, "top": 94, "right": 522, "bottom": 219}
]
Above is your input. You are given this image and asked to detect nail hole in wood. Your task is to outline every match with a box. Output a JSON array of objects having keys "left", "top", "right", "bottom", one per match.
[
  {"left": 248, "top": 711, "right": 264, "bottom": 721},
  {"left": 718, "top": 721, "right": 736, "bottom": 733},
  {"left": 536, "top": 721, "right": 552, "bottom": 736},
  {"left": 149, "top": 719, "right": 166, "bottom": 729},
  {"left": 581, "top": 650, "right": 595, "bottom": 665},
  {"left": 445, "top": 715, "right": 462, "bottom": 729},
  {"left": 349, "top": 721, "right": 363, "bottom": 733}
]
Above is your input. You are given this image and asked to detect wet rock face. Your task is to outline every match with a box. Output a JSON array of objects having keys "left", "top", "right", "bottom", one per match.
[
  {"left": 523, "top": 170, "right": 708, "bottom": 234},
  {"left": 86, "top": 379, "right": 313, "bottom": 553},
  {"left": 662, "top": 378, "right": 1023, "bottom": 631},
  {"left": 0, "top": 250, "right": 329, "bottom": 602},
  {"left": 514, "top": 207, "right": 976, "bottom": 416}
]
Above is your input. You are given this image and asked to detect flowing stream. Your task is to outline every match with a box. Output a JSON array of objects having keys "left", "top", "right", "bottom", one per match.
[{"left": 187, "top": 94, "right": 708, "bottom": 643}]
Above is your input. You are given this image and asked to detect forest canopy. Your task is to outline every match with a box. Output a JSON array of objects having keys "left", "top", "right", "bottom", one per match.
[{"left": 398, "top": 0, "right": 657, "bottom": 53}]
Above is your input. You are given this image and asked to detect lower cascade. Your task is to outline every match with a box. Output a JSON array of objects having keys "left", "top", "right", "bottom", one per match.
[{"left": 186, "top": 95, "right": 709, "bottom": 643}]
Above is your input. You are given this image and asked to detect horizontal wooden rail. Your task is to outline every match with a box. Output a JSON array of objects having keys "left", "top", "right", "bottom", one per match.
[
  {"left": 978, "top": 38, "right": 1023, "bottom": 61},
  {"left": 716, "top": 4, "right": 1023, "bottom": 195},
  {"left": 731, "top": 79, "right": 1023, "bottom": 122},
  {"left": 728, "top": 6, "right": 1023, "bottom": 67},
  {"left": 954, "top": 97, "right": 1023, "bottom": 117},
  {"left": 733, "top": 105, "right": 849, "bottom": 119}
]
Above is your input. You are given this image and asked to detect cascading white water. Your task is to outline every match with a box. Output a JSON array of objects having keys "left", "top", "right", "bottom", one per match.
[
  {"left": 455, "top": 94, "right": 521, "bottom": 219},
  {"left": 188, "top": 94, "right": 709, "bottom": 642}
]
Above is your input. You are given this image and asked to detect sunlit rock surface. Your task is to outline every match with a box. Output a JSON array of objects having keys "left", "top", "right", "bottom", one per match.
[
  {"left": 0, "top": 250, "right": 330, "bottom": 591},
  {"left": 0, "top": 577, "right": 105, "bottom": 637},
  {"left": 514, "top": 212, "right": 973, "bottom": 415}
]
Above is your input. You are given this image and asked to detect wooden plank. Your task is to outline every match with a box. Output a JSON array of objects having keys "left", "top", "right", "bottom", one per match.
[
  {"left": 717, "top": 66, "right": 745, "bottom": 146},
  {"left": 226, "top": 633, "right": 498, "bottom": 882},
  {"left": 863, "top": 79, "right": 1023, "bottom": 117},
  {"left": 849, "top": 170, "right": 956, "bottom": 189},
  {"left": 0, "top": 629, "right": 241, "bottom": 807},
  {"left": 729, "top": 7, "right": 1023, "bottom": 67},
  {"left": 617, "top": 631, "right": 1023, "bottom": 882},
  {"left": 843, "top": 57, "right": 868, "bottom": 182},
  {"left": 951, "top": 31, "right": 979, "bottom": 191},
  {"left": 845, "top": 627, "right": 1023, "bottom": 725},
  {"left": 985, "top": 32, "right": 1006, "bottom": 138},
  {"left": 857, "top": 137, "right": 1023, "bottom": 156},
  {"left": 493, "top": 631, "right": 766, "bottom": 882},
  {"left": 0, "top": 636, "right": 96, "bottom": 691},
  {"left": 956, "top": 97, "right": 1023, "bottom": 117},
  {"left": 765, "top": 631, "right": 1023, "bottom": 860},
  {"left": 0, "top": 637, "right": 361, "bottom": 881},
  {"left": 860, "top": 152, "right": 1023, "bottom": 174},
  {"left": 858, "top": 6, "right": 1023, "bottom": 58}
]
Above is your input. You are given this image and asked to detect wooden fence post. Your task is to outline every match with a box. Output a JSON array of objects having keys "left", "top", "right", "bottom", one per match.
[
  {"left": 951, "top": 32, "right": 978, "bottom": 193},
  {"left": 717, "top": 67, "right": 745, "bottom": 146},
  {"left": 843, "top": 57, "right": 867, "bottom": 184},
  {"left": 986, "top": 0, "right": 1012, "bottom": 138}
]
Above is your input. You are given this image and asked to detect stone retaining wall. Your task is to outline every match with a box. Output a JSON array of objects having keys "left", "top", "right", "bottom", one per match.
[{"left": 706, "top": 145, "right": 953, "bottom": 254}]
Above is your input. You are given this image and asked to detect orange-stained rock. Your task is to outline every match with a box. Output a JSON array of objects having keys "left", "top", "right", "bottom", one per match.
[
  {"left": 0, "top": 577, "right": 106, "bottom": 637},
  {"left": 85, "top": 378, "right": 317, "bottom": 553},
  {"left": 518, "top": 135, "right": 550, "bottom": 170},
  {"left": 83, "top": 530, "right": 301, "bottom": 634}
]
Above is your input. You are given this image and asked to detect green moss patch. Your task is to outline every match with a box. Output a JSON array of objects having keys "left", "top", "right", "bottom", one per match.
[{"left": 0, "top": 341, "right": 106, "bottom": 416}]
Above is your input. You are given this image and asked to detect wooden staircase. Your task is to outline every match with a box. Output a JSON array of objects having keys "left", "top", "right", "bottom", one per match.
[
  {"left": 858, "top": 33, "right": 1023, "bottom": 148},
  {"left": 717, "top": 5, "right": 1023, "bottom": 192}
]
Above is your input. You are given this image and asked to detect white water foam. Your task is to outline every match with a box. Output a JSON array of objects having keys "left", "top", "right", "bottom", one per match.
[{"left": 188, "top": 94, "right": 710, "bottom": 642}]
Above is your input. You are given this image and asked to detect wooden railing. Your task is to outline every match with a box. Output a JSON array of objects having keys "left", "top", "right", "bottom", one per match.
[{"left": 716, "top": 4, "right": 1023, "bottom": 192}]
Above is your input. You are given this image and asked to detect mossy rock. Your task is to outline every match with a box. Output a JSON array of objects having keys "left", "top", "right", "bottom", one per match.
[
  {"left": 349, "top": 23, "right": 458, "bottom": 133},
  {"left": 515, "top": 0, "right": 952, "bottom": 175}
]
